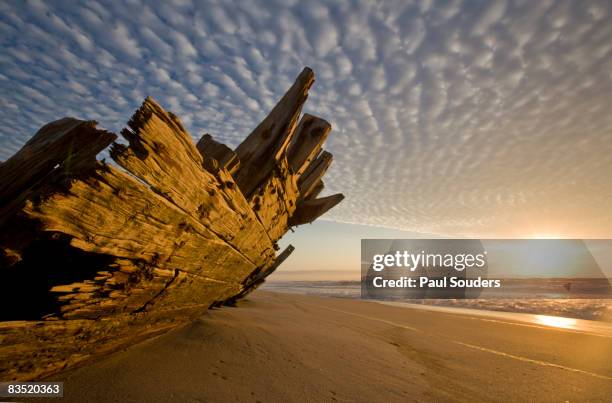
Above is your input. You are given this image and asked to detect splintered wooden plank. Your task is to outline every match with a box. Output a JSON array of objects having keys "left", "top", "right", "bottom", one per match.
[
  {"left": 234, "top": 67, "right": 315, "bottom": 197},
  {"left": 22, "top": 163, "right": 257, "bottom": 284},
  {"left": 289, "top": 194, "right": 345, "bottom": 226},
  {"left": 197, "top": 133, "right": 239, "bottom": 173},
  {"left": 49, "top": 264, "right": 175, "bottom": 319},
  {"left": 110, "top": 98, "right": 274, "bottom": 267},
  {"left": 0, "top": 119, "right": 116, "bottom": 205},
  {"left": 0, "top": 119, "right": 116, "bottom": 218},
  {"left": 298, "top": 151, "right": 333, "bottom": 200},
  {"left": 53, "top": 266, "right": 240, "bottom": 319},
  {"left": 287, "top": 114, "right": 331, "bottom": 177}
]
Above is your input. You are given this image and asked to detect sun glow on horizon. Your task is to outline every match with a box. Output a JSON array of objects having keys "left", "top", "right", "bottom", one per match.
[{"left": 529, "top": 233, "right": 565, "bottom": 239}]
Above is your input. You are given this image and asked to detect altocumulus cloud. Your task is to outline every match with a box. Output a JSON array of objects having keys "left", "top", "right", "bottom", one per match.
[{"left": 1, "top": 0, "right": 612, "bottom": 237}]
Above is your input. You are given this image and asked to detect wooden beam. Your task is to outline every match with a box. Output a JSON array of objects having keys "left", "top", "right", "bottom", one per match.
[
  {"left": 298, "top": 151, "right": 333, "bottom": 200},
  {"left": 287, "top": 114, "right": 331, "bottom": 176},
  {"left": 289, "top": 194, "right": 345, "bottom": 226},
  {"left": 234, "top": 67, "right": 314, "bottom": 197},
  {"left": 304, "top": 180, "right": 324, "bottom": 201},
  {"left": 196, "top": 133, "right": 239, "bottom": 174}
]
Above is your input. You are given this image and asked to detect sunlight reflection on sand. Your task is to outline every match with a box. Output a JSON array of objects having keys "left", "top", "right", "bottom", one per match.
[{"left": 534, "top": 315, "right": 578, "bottom": 329}]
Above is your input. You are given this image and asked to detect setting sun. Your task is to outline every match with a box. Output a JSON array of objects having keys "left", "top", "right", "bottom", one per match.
[{"left": 530, "top": 233, "right": 564, "bottom": 239}]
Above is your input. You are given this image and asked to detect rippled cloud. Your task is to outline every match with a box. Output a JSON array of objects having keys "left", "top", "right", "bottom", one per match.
[{"left": 1, "top": 0, "right": 611, "bottom": 237}]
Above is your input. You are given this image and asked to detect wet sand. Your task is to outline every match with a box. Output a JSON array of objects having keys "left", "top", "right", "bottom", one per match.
[{"left": 40, "top": 291, "right": 612, "bottom": 402}]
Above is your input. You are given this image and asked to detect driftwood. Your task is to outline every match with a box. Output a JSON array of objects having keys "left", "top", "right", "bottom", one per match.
[{"left": 0, "top": 67, "right": 343, "bottom": 381}]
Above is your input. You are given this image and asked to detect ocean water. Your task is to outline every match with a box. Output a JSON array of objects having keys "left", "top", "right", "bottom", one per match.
[{"left": 262, "top": 280, "right": 612, "bottom": 322}]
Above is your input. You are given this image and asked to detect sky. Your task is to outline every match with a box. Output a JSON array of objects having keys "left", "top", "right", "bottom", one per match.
[{"left": 1, "top": 0, "right": 612, "bottom": 277}]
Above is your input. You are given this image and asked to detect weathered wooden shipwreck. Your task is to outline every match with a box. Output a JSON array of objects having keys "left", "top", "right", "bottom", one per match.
[{"left": 0, "top": 67, "right": 343, "bottom": 381}]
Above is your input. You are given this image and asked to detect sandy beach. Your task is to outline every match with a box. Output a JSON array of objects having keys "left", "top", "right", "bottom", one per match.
[{"left": 39, "top": 291, "right": 612, "bottom": 402}]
